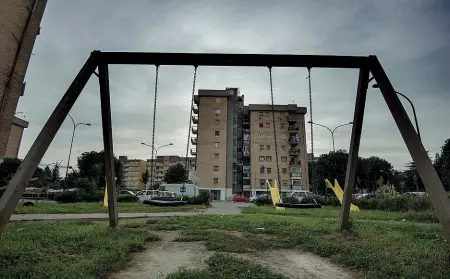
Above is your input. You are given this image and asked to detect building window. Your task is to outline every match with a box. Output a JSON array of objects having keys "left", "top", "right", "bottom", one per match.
[
  {"left": 281, "top": 156, "right": 287, "bottom": 162},
  {"left": 215, "top": 142, "right": 220, "bottom": 148},
  {"left": 280, "top": 123, "right": 285, "bottom": 129},
  {"left": 215, "top": 130, "right": 220, "bottom": 136},
  {"left": 265, "top": 123, "right": 270, "bottom": 128},
  {"left": 282, "top": 180, "right": 288, "bottom": 187},
  {"left": 213, "top": 178, "right": 219, "bottom": 184},
  {"left": 214, "top": 153, "right": 219, "bottom": 159},
  {"left": 260, "top": 179, "right": 265, "bottom": 186},
  {"left": 214, "top": 166, "right": 219, "bottom": 171},
  {"left": 266, "top": 134, "right": 272, "bottom": 139},
  {"left": 259, "top": 145, "right": 264, "bottom": 150},
  {"left": 215, "top": 119, "right": 220, "bottom": 125},
  {"left": 259, "top": 122, "right": 263, "bottom": 128},
  {"left": 266, "top": 145, "right": 270, "bottom": 150},
  {"left": 268, "top": 179, "right": 273, "bottom": 185},
  {"left": 281, "top": 134, "right": 286, "bottom": 140},
  {"left": 281, "top": 145, "right": 286, "bottom": 151},
  {"left": 259, "top": 112, "right": 264, "bottom": 118},
  {"left": 259, "top": 156, "right": 265, "bottom": 162},
  {"left": 216, "top": 97, "right": 221, "bottom": 103},
  {"left": 266, "top": 156, "right": 272, "bottom": 162},
  {"left": 266, "top": 167, "right": 272, "bottom": 174},
  {"left": 265, "top": 112, "right": 270, "bottom": 117},
  {"left": 260, "top": 166, "right": 265, "bottom": 174},
  {"left": 215, "top": 108, "right": 221, "bottom": 116},
  {"left": 258, "top": 133, "right": 264, "bottom": 139}
]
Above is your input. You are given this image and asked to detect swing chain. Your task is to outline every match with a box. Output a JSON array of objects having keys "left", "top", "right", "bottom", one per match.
[
  {"left": 184, "top": 66, "right": 198, "bottom": 185},
  {"left": 307, "top": 67, "right": 313, "bottom": 158},
  {"left": 268, "top": 66, "right": 281, "bottom": 188},
  {"left": 150, "top": 65, "right": 159, "bottom": 189}
]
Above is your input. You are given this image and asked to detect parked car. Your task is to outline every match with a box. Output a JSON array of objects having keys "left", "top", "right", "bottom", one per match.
[
  {"left": 404, "top": 192, "right": 428, "bottom": 197},
  {"left": 119, "top": 190, "right": 136, "bottom": 196},
  {"left": 232, "top": 194, "right": 249, "bottom": 203},
  {"left": 289, "top": 190, "right": 314, "bottom": 202},
  {"left": 135, "top": 190, "right": 160, "bottom": 202}
]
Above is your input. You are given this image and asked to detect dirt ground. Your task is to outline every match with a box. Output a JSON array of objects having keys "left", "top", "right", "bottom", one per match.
[{"left": 110, "top": 230, "right": 359, "bottom": 279}]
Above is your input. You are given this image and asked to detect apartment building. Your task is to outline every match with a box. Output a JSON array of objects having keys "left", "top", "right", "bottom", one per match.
[
  {"left": 192, "top": 87, "right": 309, "bottom": 200},
  {"left": 146, "top": 155, "right": 196, "bottom": 185},
  {"left": 119, "top": 156, "right": 147, "bottom": 190},
  {"left": 0, "top": 0, "right": 46, "bottom": 159},
  {"left": 247, "top": 104, "right": 309, "bottom": 196},
  {"left": 191, "top": 88, "right": 244, "bottom": 200}
]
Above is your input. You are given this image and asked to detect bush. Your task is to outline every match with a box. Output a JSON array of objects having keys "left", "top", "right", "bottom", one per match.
[
  {"left": 353, "top": 196, "right": 433, "bottom": 212},
  {"left": 299, "top": 196, "right": 316, "bottom": 204},
  {"left": 185, "top": 192, "right": 211, "bottom": 205},
  {"left": 79, "top": 190, "right": 104, "bottom": 202},
  {"left": 117, "top": 194, "right": 139, "bottom": 203},
  {"left": 254, "top": 196, "right": 272, "bottom": 206},
  {"left": 282, "top": 196, "right": 299, "bottom": 204},
  {"left": 54, "top": 191, "right": 80, "bottom": 203}
]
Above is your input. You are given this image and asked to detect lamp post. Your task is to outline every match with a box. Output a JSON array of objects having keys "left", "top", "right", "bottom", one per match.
[
  {"left": 372, "top": 84, "right": 421, "bottom": 141},
  {"left": 307, "top": 121, "right": 353, "bottom": 152},
  {"left": 64, "top": 114, "right": 90, "bottom": 187},
  {"left": 141, "top": 142, "right": 173, "bottom": 188}
]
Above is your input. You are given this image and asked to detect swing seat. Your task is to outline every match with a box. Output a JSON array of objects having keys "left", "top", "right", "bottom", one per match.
[
  {"left": 275, "top": 202, "right": 322, "bottom": 209},
  {"left": 143, "top": 200, "right": 188, "bottom": 206}
]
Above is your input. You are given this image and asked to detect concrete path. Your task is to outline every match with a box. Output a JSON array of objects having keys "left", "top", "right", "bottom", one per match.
[{"left": 10, "top": 201, "right": 250, "bottom": 222}]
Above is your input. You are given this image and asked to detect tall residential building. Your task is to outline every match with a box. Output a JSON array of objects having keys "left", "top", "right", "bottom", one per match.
[
  {"left": 0, "top": 0, "right": 47, "bottom": 159},
  {"left": 146, "top": 155, "right": 196, "bottom": 185},
  {"left": 192, "top": 87, "right": 309, "bottom": 200},
  {"left": 247, "top": 104, "right": 309, "bottom": 195},
  {"left": 119, "top": 156, "right": 147, "bottom": 190},
  {"left": 4, "top": 116, "right": 28, "bottom": 158},
  {"left": 191, "top": 88, "right": 244, "bottom": 200}
]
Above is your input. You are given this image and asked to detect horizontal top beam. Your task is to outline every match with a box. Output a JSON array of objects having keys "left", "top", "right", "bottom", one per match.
[{"left": 96, "top": 51, "right": 370, "bottom": 69}]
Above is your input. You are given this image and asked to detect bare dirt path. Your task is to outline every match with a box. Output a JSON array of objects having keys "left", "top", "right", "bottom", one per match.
[{"left": 110, "top": 230, "right": 360, "bottom": 279}]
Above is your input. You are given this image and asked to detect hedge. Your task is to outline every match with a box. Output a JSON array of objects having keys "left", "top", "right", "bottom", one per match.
[{"left": 354, "top": 196, "right": 433, "bottom": 212}]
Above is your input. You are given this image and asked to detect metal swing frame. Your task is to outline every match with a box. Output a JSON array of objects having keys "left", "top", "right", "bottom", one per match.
[{"left": 0, "top": 51, "right": 449, "bottom": 243}]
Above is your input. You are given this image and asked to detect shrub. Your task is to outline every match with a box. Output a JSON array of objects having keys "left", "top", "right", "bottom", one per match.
[
  {"left": 282, "top": 196, "right": 299, "bottom": 204},
  {"left": 254, "top": 196, "right": 272, "bottom": 206},
  {"left": 353, "top": 196, "right": 433, "bottom": 212},
  {"left": 54, "top": 191, "right": 81, "bottom": 203},
  {"left": 299, "top": 196, "right": 316, "bottom": 204},
  {"left": 79, "top": 190, "right": 104, "bottom": 202},
  {"left": 117, "top": 194, "right": 139, "bottom": 203},
  {"left": 185, "top": 192, "right": 211, "bottom": 205}
]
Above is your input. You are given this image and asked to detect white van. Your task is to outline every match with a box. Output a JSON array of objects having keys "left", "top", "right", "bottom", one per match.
[
  {"left": 159, "top": 183, "right": 198, "bottom": 197},
  {"left": 135, "top": 190, "right": 159, "bottom": 203}
]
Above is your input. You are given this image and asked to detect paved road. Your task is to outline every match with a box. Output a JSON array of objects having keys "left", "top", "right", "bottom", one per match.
[{"left": 10, "top": 201, "right": 250, "bottom": 222}]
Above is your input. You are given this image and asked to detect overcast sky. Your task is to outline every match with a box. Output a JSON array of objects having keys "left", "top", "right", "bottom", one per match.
[{"left": 17, "top": 0, "right": 450, "bottom": 171}]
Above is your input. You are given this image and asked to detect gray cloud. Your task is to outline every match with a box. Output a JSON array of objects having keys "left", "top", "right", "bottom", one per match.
[{"left": 16, "top": 0, "right": 450, "bottom": 170}]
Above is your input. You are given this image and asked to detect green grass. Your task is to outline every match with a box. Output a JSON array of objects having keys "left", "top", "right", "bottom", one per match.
[
  {"left": 166, "top": 254, "right": 287, "bottom": 279},
  {"left": 241, "top": 205, "right": 439, "bottom": 223},
  {"left": 14, "top": 202, "right": 208, "bottom": 214},
  {"left": 0, "top": 221, "right": 159, "bottom": 279},
  {"left": 143, "top": 214, "right": 450, "bottom": 279}
]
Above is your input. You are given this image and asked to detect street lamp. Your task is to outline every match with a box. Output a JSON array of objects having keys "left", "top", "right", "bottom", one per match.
[
  {"left": 372, "top": 84, "right": 421, "bottom": 141},
  {"left": 64, "top": 114, "right": 90, "bottom": 187},
  {"left": 141, "top": 142, "right": 173, "bottom": 188},
  {"left": 307, "top": 121, "right": 353, "bottom": 152}
]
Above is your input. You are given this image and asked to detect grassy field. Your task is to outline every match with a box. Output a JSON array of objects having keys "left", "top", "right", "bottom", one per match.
[
  {"left": 13, "top": 202, "right": 208, "bottom": 214},
  {"left": 146, "top": 214, "right": 449, "bottom": 279},
  {"left": 241, "top": 205, "right": 439, "bottom": 223},
  {"left": 0, "top": 221, "right": 159, "bottom": 279}
]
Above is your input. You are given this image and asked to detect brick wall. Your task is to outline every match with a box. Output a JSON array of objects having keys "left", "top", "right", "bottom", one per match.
[{"left": 0, "top": 0, "right": 47, "bottom": 158}]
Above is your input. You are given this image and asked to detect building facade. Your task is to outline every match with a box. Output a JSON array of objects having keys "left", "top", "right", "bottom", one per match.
[
  {"left": 4, "top": 116, "right": 28, "bottom": 158},
  {"left": 146, "top": 155, "right": 196, "bottom": 185},
  {"left": 0, "top": 0, "right": 47, "bottom": 159},
  {"left": 247, "top": 104, "right": 308, "bottom": 196},
  {"left": 119, "top": 156, "right": 147, "bottom": 190},
  {"left": 192, "top": 88, "right": 308, "bottom": 200},
  {"left": 191, "top": 88, "right": 243, "bottom": 200}
]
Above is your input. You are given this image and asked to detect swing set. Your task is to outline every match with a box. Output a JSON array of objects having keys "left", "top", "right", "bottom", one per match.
[{"left": 0, "top": 51, "right": 448, "bottom": 244}]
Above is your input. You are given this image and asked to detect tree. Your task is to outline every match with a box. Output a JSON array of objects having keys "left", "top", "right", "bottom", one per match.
[
  {"left": 141, "top": 169, "right": 150, "bottom": 185},
  {"left": 77, "top": 150, "right": 124, "bottom": 189},
  {"left": 0, "top": 158, "right": 22, "bottom": 186},
  {"left": 359, "top": 156, "right": 394, "bottom": 192},
  {"left": 435, "top": 138, "right": 450, "bottom": 190},
  {"left": 311, "top": 150, "right": 349, "bottom": 195},
  {"left": 163, "top": 163, "right": 188, "bottom": 184},
  {"left": 51, "top": 164, "right": 61, "bottom": 183}
]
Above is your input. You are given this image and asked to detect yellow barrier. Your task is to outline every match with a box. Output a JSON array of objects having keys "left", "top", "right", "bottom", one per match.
[
  {"left": 325, "top": 179, "right": 360, "bottom": 212},
  {"left": 103, "top": 186, "right": 108, "bottom": 208}
]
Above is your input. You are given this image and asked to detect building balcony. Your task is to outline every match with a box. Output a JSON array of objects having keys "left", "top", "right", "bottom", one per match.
[
  {"left": 191, "top": 137, "right": 197, "bottom": 145},
  {"left": 289, "top": 148, "right": 300, "bottom": 155},
  {"left": 194, "top": 95, "right": 199, "bottom": 104},
  {"left": 190, "top": 148, "right": 197, "bottom": 156},
  {"left": 289, "top": 160, "right": 300, "bottom": 166},
  {"left": 193, "top": 105, "right": 199, "bottom": 114},
  {"left": 192, "top": 126, "right": 197, "bottom": 134},
  {"left": 288, "top": 137, "right": 300, "bottom": 145},
  {"left": 192, "top": 116, "right": 198, "bottom": 124},
  {"left": 288, "top": 126, "right": 299, "bottom": 133},
  {"left": 287, "top": 115, "right": 298, "bottom": 122},
  {"left": 290, "top": 173, "right": 302, "bottom": 179}
]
